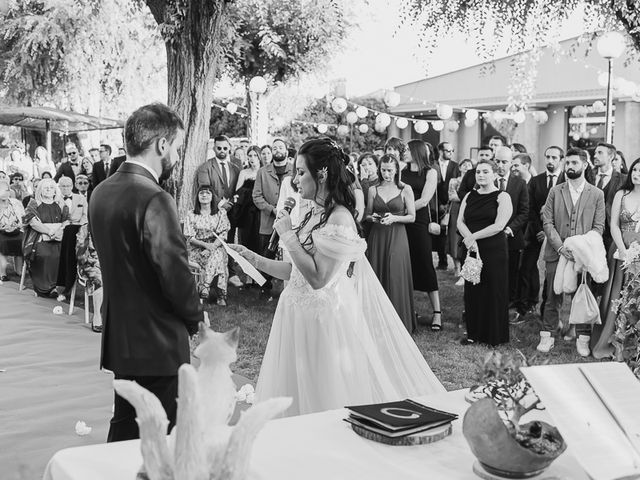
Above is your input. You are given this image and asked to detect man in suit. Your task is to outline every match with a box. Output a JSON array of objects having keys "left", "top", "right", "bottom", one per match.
[
  {"left": 434, "top": 142, "right": 459, "bottom": 270},
  {"left": 593, "top": 142, "right": 625, "bottom": 251},
  {"left": 494, "top": 147, "right": 529, "bottom": 305},
  {"left": 91, "top": 144, "right": 112, "bottom": 187},
  {"left": 513, "top": 146, "right": 565, "bottom": 321},
  {"left": 108, "top": 153, "right": 126, "bottom": 177},
  {"left": 89, "top": 103, "right": 203, "bottom": 442},
  {"left": 537, "top": 148, "right": 605, "bottom": 355},
  {"left": 457, "top": 145, "right": 493, "bottom": 200},
  {"left": 54, "top": 142, "right": 81, "bottom": 186}
]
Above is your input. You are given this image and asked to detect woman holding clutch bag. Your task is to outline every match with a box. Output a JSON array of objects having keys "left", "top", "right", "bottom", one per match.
[
  {"left": 457, "top": 159, "right": 512, "bottom": 346},
  {"left": 592, "top": 158, "right": 640, "bottom": 358}
]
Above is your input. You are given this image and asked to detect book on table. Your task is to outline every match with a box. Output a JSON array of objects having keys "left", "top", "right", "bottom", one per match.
[
  {"left": 521, "top": 362, "right": 640, "bottom": 480},
  {"left": 344, "top": 399, "right": 458, "bottom": 438}
]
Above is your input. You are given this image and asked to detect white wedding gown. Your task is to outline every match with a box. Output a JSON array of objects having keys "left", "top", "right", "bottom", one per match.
[{"left": 256, "top": 207, "right": 445, "bottom": 417}]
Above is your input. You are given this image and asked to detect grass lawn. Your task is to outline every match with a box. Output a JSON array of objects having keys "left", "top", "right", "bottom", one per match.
[{"left": 204, "top": 268, "right": 598, "bottom": 391}]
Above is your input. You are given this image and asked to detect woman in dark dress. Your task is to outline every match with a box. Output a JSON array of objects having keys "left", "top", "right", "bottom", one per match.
[
  {"left": 402, "top": 140, "right": 442, "bottom": 330},
  {"left": 0, "top": 180, "right": 25, "bottom": 281},
  {"left": 365, "top": 154, "right": 417, "bottom": 332},
  {"left": 23, "top": 178, "right": 69, "bottom": 297},
  {"left": 234, "top": 146, "right": 262, "bottom": 253},
  {"left": 457, "top": 159, "right": 512, "bottom": 346}
]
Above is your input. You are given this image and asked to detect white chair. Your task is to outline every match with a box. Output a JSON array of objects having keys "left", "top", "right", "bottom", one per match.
[{"left": 68, "top": 268, "right": 92, "bottom": 324}]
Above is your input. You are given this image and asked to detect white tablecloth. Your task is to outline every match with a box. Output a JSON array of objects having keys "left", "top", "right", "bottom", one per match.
[{"left": 42, "top": 389, "right": 588, "bottom": 480}]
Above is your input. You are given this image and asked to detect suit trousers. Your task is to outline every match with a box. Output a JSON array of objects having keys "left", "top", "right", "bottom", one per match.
[
  {"left": 56, "top": 224, "right": 81, "bottom": 295},
  {"left": 515, "top": 241, "right": 542, "bottom": 313},
  {"left": 508, "top": 249, "right": 522, "bottom": 303},
  {"left": 541, "top": 261, "right": 591, "bottom": 335},
  {"left": 107, "top": 374, "right": 178, "bottom": 442}
]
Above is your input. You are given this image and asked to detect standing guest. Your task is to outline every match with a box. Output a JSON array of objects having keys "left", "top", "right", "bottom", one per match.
[
  {"left": 9, "top": 173, "right": 29, "bottom": 202},
  {"left": 434, "top": 142, "right": 460, "bottom": 270},
  {"left": 80, "top": 156, "right": 94, "bottom": 177},
  {"left": 88, "top": 147, "right": 100, "bottom": 164},
  {"left": 458, "top": 159, "right": 512, "bottom": 345},
  {"left": 287, "top": 147, "right": 298, "bottom": 165},
  {"left": 184, "top": 186, "right": 231, "bottom": 306},
  {"left": 536, "top": 148, "right": 605, "bottom": 355},
  {"left": 448, "top": 158, "right": 473, "bottom": 284},
  {"left": 55, "top": 176, "right": 88, "bottom": 302},
  {"left": 366, "top": 154, "right": 416, "bottom": 332},
  {"left": 511, "top": 153, "right": 533, "bottom": 184},
  {"left": 234, "top": 146, "right": 262, "bottom": 254},
  {"left": 34, "top": 146, "right": 55, "bottom": 178},
  {"left": 2, "top": 149, "right": 31, "bottom": 181},
  {"left": 75, "top": 174, "right": 91, "bottom": 201},
  {"left": 513, "top": 146, "right": 565, "bottom": 321},
  {"left": 384, "top": 137, "right": 406, "bottom": 170},
  {"left": 117, "top": 147, "right": 126, "bottom": 157},
  {"left": 22, "top": 178, "right": 41, "bottom": 209},
  {"left": 54, "top": 143, "right": 82, "bottom": 185},
  {"left": 593, "top": 142, "right": 626, "bottom": 251},
  {"left": 89, "top": 103, "right": 202, "bottom": 442},
  {"left": 592, "top": 158, "right": 640, "bottom": 358},
  {"left": 510, "top": 143, "right": 527, "bottom": 154},
  {"left": 358, "top": 153, "right": 380, "bottom": 208},
  {"left": 457, "top": 145, "right": 494, "bottom": 200},
  {"left": 488, "top": 135, "right": 506, "bottom": 152},
  {"left": 23, "top": 178, "right": 69, "bottom": 298},
  {"left": 92, "top": 144, "right": 112, "bottom": 187},
  {"left": 402, "top": 140, "right": 443, "bottom": 329},
  {"left": 494, "top": 147, "right": 529, "bottom": 306},
  {"left": 260, "top": 145, "right": 273, "bottom": 165},
  {"left": 232, "top": 146, "right": 246, "bottom": 170},
  {"left": 0, "top": 180, "right": 25, "bottom": 282},
  {"left": 76, "top": 224, "right": 103, "bottom": 333},
  {"left": 613, "top": 150, "right": 628, "bottom": 174}
]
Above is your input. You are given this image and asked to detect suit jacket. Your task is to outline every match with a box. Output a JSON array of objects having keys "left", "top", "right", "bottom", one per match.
[
  {"left": 457, "top": 167, "right": 476, "bottom": 201},
  {"left": 502, "top": 175, "right": 529, "bottom": 251},
  {"left": 592, "top": 169, "right": 625, "bottom": 249},
  {"left": 54, "top": 162, "right": 79, "bottom": 185},
  {"left": 63, "top": 193, "right": 88, "bottom": 225},
  {"left": 542, "top": 181, "right": 605, "bottom": 263},
  {"left": 108, "top": 155, "right": 126, "bottom": 177},
  {"left": 435, "top": 160, "right": 459, "bottom": 206},
  {"left": 526, "top": 171, "right": 566, "bottom": 243},
  {"left": 195, "top": 158, "right": 240, "bottom": 201},
  {"left": 252, "top": 163, "right": 293, "bottom": 235},
  {"left": 92, "top": 160, "right": 108, "bottom": 187},
  {"left": 89, "top": 162, "right": 202, "bottom": 376}
]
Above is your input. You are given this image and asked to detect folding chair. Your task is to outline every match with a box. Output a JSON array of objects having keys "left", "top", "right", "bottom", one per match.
[
  {"left": 68, "top": 267, "right": 92, "bottom": 324},
  {"left": 189, "top": 261, "right": 210, "bottom": 327}
]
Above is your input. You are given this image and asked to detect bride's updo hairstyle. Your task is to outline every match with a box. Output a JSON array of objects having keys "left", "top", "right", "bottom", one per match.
[{"left": 296, "top": 137, "right": 358, "bottom": 245}]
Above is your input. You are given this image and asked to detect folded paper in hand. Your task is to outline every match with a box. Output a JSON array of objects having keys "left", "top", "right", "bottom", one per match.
[{"left": 212, "top": 232, "right": 266, "bottom": 286}]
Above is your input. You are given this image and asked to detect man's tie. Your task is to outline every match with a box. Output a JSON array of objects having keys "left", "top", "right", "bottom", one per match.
[
  {"left": 105, "top": 162, "right": 110, "bottom": 175},
  {"left": 597, "top": 173, "right": 606, "bottom": 190},
  {"left": 547, "top": 174, "right": 555, "bottom": 191},
  {"left": 499, "top": 177, "right": 506, "bottom": 191},
  {"left": 220, "top": 162, "right": 228, "bottom": 188}
]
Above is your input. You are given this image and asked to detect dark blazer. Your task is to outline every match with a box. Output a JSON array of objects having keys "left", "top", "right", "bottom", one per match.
[
  {"left": 457, "top": 167, "right": 476, "bottom": 201},
  {"left": 108, "top": 155, "right": 126, "bottom": 177},
  {"left": 435, "top": 160, "right": 459, "bottom": 206},
  {"left": 195, "top": 158, "right": 240, "bottom": 201},
  {"left": 54, "top": 162, "right": 78, "bottom": 185},
  {"left": 502, "top": 174, "right": 529, "bottom": 251},
  {"left": 89, "top": 162, "right": 202, "bottom": 376},
  {"left": 591, "top": 169, "right": 625, "bottom": 249},
  {"left": 92, "top": 160, "right": 108, "bottom": 187},
  {"left": 525, "top": 171, "right": 565, "bottom": 243}
]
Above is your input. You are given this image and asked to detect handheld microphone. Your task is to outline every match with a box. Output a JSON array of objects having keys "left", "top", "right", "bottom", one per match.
[{"left": 266, "top": 197, "right": 297, "bottom": 257}]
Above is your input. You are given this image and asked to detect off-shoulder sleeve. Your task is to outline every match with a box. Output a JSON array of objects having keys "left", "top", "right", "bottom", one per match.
[{"left": 312, "top": 223, "right": 366, "bottom": 261}]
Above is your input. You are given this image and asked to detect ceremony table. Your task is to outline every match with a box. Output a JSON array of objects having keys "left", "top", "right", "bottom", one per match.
[{"left": 43, "top": 389, "right": 588, "bottom": 480}]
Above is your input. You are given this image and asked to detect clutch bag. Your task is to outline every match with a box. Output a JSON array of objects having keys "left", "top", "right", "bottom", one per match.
[{"left": 461, "top": 249, "right": 482, "bottom": 285}]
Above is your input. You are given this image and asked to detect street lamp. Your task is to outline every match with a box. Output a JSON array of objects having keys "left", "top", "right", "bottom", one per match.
[{"left": 597, "top": 31, "right": 626, "bottom": 143}]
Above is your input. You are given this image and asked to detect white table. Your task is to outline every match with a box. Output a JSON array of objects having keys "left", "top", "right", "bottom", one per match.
[{"left": 43, "top": 390, "right": 588, "bottom": 480}]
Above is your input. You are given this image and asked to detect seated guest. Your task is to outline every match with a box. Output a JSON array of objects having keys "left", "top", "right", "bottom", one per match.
[
  {"left": 41, "top": 171, "right": 53, "bottom": 179},
  {"left": 23, "top": 178, "right": 69, "bottom": 297},
  {"left": 0, "top": 180, "right": 25, "bottom": 281},
  {"left": 76, "top": 224, "right": 103, "bottom": 332},
  {"left": 55, "top": 176, "right": 88, "bottom": 301},
  {"left": 183, "top": 186, "right": 231, "bottom": 306},
  {"left": 75, "top": 174, "right": 91, "bottom": 201},
  {"left": 9, "top": 173, "right": 29, "bottom": 202}
]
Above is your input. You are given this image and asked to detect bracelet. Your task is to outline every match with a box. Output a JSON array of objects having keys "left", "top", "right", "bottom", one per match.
[{"left": 280, "top": 230, "right": 300, "bottom": 251}]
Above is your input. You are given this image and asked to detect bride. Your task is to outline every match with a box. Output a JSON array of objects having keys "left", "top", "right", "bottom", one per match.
[{"left": 231, "top": 138, "right": 444, "bottom": 416}]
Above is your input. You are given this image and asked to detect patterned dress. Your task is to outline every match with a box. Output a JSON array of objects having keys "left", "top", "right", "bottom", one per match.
[
  {"left": 76, "top": 224, "right": 101, "bottom": 292},
  {"left": 183, "top": 210, "right": 230, "bottom": 294}
]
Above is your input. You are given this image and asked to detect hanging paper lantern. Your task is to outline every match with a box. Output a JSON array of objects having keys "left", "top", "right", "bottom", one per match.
[
  {"left": 592, "top": 100, "right": 606, "bottom": 112},
  {"left": 446, "top": 120, "right": 459, "bottom": 132},
  {"left": 225, "top": 102, "right": 238, "bottom": 114},
  {"left": 581, "top": 130, "right": 590, "bottom": 139},
  {"left": 337, "top": 125, "right": 349, "bottom": 136},
  {"left": 414, "top": 120, "right": 429, "bottom": 134},
  {"left": 535, "top": 111, "right": 549, "bottom": 124},
  {"left": 465, "top": 109, "right": 479, "bottom": 121},
  {"left": 376, "top": 113, "right": 391, "bottom": 128},
  {"left": 374, "top": 123, "right": 387, "bottom": 133},
  {"left": 384, "top": 91, "right": 401, "bottom": 107},
  {"left": 571, "top": 133, "right": 581, "bottom": 141},
  {"left": 331, "top": 97, "right": 348, "bottom": 113},
  {"left": 358, "top": 124, "right": 369, "bottom": 134},
  {"left": 248, "top": 76, "right": 268, "bottom": 94},
  {"left": 346, "top": 111, "right": 358, "bottom": 124},
  {"left": 619, "top": 79, "right": 637, "bottom": 97},
  {"left": 436, "top": 104, "right": 453, "bottom": 120},
  {"left": 590, "top": 127, "right": 598, "bottom": 135},
  {"left": 432, "top": 120, "right": 444, "bottom": 131},
  {"left": 355, "top": 106, "right": 369, "bottom": 118},
  {"left": 513, "top": 111, "right": 526, "bottom": 124},
  {"left": 317, "top": 124, "right": 328, "bottom": 134},
  {"left": 464, "top": 118, "right": 476, "bottom": 128},
  {"left": 572, "top": 105, "right": 587, "bottom": 117},
  {"left": 396, "top": 117, "right": 409, "bottom": 129}
]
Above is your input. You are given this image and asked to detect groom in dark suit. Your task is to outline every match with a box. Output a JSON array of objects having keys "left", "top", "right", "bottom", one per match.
[{"left": 89, "top": 103, "right": 203, "bottom": 442}]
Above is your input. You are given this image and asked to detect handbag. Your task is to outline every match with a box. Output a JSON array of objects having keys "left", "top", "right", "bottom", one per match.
[
  {"left": 428, "top": 187, "right": 441, "bottom": 236},
  {"left": 461, "top": 248, "right": 483, "bottom": 285},
  {"left": 569, "top": 273, "right": 601, "bottom": 325}
]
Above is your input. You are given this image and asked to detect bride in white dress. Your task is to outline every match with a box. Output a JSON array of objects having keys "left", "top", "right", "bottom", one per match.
[{"left": 231, "top": 138, "right": 444, "bottom": 416}]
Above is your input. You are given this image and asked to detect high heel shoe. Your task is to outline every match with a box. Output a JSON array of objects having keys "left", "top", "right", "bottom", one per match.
[{"left": 431, "top": 311, "right": 442, "bottom": 331}]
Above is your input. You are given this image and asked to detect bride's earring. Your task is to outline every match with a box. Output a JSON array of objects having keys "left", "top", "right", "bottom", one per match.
[{"left": 317, "top": 167, "right": 328, "bottom": 184}]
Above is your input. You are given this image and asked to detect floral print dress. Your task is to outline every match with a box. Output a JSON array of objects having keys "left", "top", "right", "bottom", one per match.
[{"left": 183, "top": 210, "right": 230, "bottom": 295}]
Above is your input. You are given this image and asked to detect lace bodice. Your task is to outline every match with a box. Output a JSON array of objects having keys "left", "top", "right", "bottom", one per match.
[{"left": 620, "top": 195, "right": 639, "bottom": 233}]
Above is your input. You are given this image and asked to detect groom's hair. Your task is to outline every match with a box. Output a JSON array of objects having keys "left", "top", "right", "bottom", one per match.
[{"left": 124, "top": 103, "right": 184, "bottom": 157}]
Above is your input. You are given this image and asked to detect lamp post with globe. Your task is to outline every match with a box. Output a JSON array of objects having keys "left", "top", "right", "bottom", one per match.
[
  {"left": 248, "top": 76, "right": 268, "bottom": 145},
  {"left": 597, "top": 32, "right": 626, "bottom": 143}
]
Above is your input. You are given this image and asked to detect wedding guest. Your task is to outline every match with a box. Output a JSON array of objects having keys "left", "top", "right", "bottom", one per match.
[
  {"left": 434, "top": 142, "right": 460, "bottom": 270},
  {"left": 34, "top": 146, "right": 55, "bottom": 178},
  {"left": 613, "top": 150, "right": 628, "bottom": 174},
  {"left": 75, "top": 174, "right": 91, "bottom": 201},
  {"left": 260, "top": 144, "right": 273, "bottom": 165},
  {"left": 358, "top": 154, "right": 380, "bottom": 238},
  {"left": 537, "top": 148, "right": 605, "bottom": 355},
  {"left": 80, "top": 156, "right": 93, "bottom": 177},
  {"left": 448, "top": 158, "right": 473, "bottom": 284},
  {"left": 184, "top": 186, "right": 230, "bottom": 306},
  {"left": 510, "top": 143, "right": 527, "bottom": 154},
  {"left": 234, "top": 146, "right": 262, "bottom": 254},
  {"left": 457, "top": 145, "right": 494, "bottom": 200},
  {"left": 384, "top": 137, "right": 406, "bottom": 169},
  {"left": 0, "top": 180, "right": 25, "bottom": 282},
  {"left": 488, "top": 135, "right": 506, "bottom": 152},
  {"left": 54, "top": 143, "right": 81, "bottom": 185},
  {"left": 22, "top": 178, "right": 41, "bottom": 209},
  {"left": 592, "top": 158, "right": 640, "bottom": 358},
  {"left": 41, "top": 171, "right": 53, "bottom": 179},
  {"left": 88, "top": 147, "right": 100, "bottom": 164},
  {"left": 91, "top": 145, "right": 111, "bottom": 188},
  {"left": 2, "top": 149, "right": 31, "bottom": 181},
  {"left": 23, "top": 178, "right": 69, "bottom": 298},
  {"left": 9, "top": 173, "right": 29, "bottom": 202},
  {"left": 511, "top": 153, "right": 533, "bottom": 184},
  {"left": 593, "top": 142, "right": 626, "bottom": 251},
  {"left": 76, "top": 224, "right": 103, "bottom": 333},
  {"left": 458, "top": 159, "right": 512, "bottom": 345},
  {"left": 232, "top": 146, "right": 246, "bottom": 170},
  {"left": 55, "top": 176, "right": 87, "bottom": 302},
  {"left": 366, "top": 154, "right": 416, "bottom": 332},
  {"left": 402, "top": 140, "right": 443, "bottom": 329}
]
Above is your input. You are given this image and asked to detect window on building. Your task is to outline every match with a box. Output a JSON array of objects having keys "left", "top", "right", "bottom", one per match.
[{"left": 567, "top": 105, "right": 611, "bottom": 154}]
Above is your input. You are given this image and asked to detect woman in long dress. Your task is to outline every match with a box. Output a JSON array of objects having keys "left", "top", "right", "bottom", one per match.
[
  {"left": 231, "top": 138, "right": 444, "bottom": 417},
  {"left": 234, "top": 146, "right": 262, "bottom": 254},
  {"left": 366, "top": 154, "right": 416, "bottom": 332},
  {"left": 592, "top": 158, "right": 640, "bottom": 358},
  {"left": 458, "top": 159, "right": 512, "bottom": 346}
]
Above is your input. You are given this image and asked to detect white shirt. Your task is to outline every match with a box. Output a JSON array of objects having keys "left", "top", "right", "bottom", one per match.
[
  {"left": 568, "top": 179, "right": 586, "bottom": 207},
  {"left": 596, "top": 166, "right": 612, "bottom": 189},
  {"left": 438, "top": 159, "right": 449, "bottom": 180},
  {"left": 497, "top": 172, "right": 509, "bottom": 190},
  {"left": 126, "top": 160, "right": 159, "bottom": 183}
]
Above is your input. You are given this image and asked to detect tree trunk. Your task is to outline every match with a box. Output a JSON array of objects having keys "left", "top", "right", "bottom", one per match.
[{"left": 145, "top": 0, "right": 229, "bottom": 218}]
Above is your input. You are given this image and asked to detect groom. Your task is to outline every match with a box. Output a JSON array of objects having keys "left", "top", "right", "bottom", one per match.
[{"left": 90, "top": 103, "right": 203, "bottom": 442}]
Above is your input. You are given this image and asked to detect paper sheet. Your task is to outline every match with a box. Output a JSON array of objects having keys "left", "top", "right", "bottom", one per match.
[
  {"left": 521, "top": 363, "right": 640, "bottom": 480},
  {"left": 212, "top": 233, "right": 266, "bottom": 286}
]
